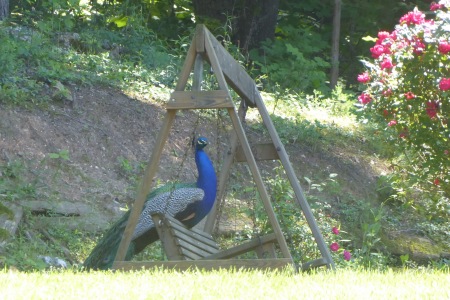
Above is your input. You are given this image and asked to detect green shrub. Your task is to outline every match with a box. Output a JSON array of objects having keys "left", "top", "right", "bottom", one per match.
[{"left": 357, "top": 5, "right": 450, "bottom": 218}]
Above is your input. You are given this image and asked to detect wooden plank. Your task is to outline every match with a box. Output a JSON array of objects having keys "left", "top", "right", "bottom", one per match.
[
  {"left": 205, "top": 233, "right": 278, "bottom": 260},
  {"left": 301, "top": 258, "right": 328, "bottom": 271},
  {"left": 190, "top": 226, "right": 218, "bottom": 240},
  {"left": 203, "top": 25, "right": 230, "bottom": 93},
  {"left": 164, "top": 216, "right": 219, "bottom": 249},
  {"left": 234, "top": 143, "right": 280, "bottom": 162},
  {"left": 195, "top": 24, "right": 205, "bottom": 53},
  {"left": 203, "top": 27, "right": 257, "bottom": 108},
  {"left": 156, "top": 213, "right": 215, "bottom": 241},
  {"left": 153, "top": 213, "right": 218, "bottom": 260},
  {"left": 179, "top": 247, "right": 204, "bottom": 260},
  {"left": 175, "top": 37, "right": 197, "bottom": 91},
  {"left": 113, "top": 110, "right": 177, "bottom": 266},
  {"left": 167, "top": 91, "right": 234, "bottom": 109},
  {"left": 114, "top": 258, "right": 294, "bottom": 272},
  {"left": 173, "top": 233, "right": 220, "bottom": 254},
  {"left": 152, "top": 214, "right": 185, "bottom": 260},
  {"left": 192, "top": 54, "right": 203, "bottom": 91},
  {"left": 176, "top": 238, "right": 216, "bottom": 258}
]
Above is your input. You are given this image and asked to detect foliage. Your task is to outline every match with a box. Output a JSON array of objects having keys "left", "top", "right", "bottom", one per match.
[
  {"left": 0, "top": 20, "right": 183, "bottom": 105},
  {"left": 249, "top": 16, "right": 330, "bottom": 93},
  {"left": 0, "top": 160, "right": 36, "bottom": 202},
  {"left": 357, "top": 3, "right": 450, "bottom": 218}
]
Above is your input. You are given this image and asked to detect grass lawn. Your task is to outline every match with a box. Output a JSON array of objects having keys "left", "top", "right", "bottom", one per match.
[{"left": 1, "top": 268, "right": 449, "bottom": 299}]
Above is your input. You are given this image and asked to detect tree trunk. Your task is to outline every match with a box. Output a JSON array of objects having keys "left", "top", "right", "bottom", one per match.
[
  {"left": 0, "top": 0, "right": 9, "bottom": 20},
  {"left": 330, "top": 0, "right": 341, "bottom": 89},
  {"left": 192, "top": 0, "right": 279, "bottom": 53}
]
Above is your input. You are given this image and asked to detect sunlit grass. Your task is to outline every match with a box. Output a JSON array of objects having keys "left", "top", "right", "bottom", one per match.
[{"left": 1, "top": 268, "right": 449, "bottom": 299}]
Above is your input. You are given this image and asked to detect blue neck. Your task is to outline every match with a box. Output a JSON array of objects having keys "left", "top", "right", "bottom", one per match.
[{"left": 195, "top": 148, "right": 217, "bottom": 217}]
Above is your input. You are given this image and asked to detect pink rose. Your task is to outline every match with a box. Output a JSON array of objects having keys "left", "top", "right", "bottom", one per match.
[
  {"left": 426, "top": 101, "right": 439, "bottom": 118},
  {"left": 357, "top": 72, "right": 370, "bottom": 83},
  {"left": 388, "top": 120, "right": 397, "bottom": 127},
  {"left": 376, "top": 31, "right": 390, "bottom": 44},
  {"left": 330, "top": 242, "right": 340, "bottom": 252},
  {"left": 430, "top": 2, "right": 444, "bottom": 11},
  {"left": 380, "top": 57, "right": 394, "bottom": 69},
  {"left": 332, "top": 227, "right": 340, "bottom": 235},
  {"left": 399, "top": 9, "right": 425, "bottom": 25},
  {"left": 358, "top": 93, "right": 372, "bottom": 105},
  {"left": 413, "top": 38, "right": 425, "bottom": 55},
  {"left": 404, "top": 92, "right": 415, "bottom": 100},
  {"left": 390, "top": 31, "right": 397, "bottom": 40},
  {"left": 438, "top": 41, "right": 450, "bottom": 54},
  {"left": 370, "top": 44, "right": 387, "bottom": 58},
  {"left": 439, "top": 78, "right": 450, "bottom": 91},
  {"left": 343, "top": 250, "right": 351, "bottom": 261}
]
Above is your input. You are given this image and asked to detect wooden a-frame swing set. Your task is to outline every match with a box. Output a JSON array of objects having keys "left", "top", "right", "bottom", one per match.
[{"left": 112, "top": 25, "right": 335, "bottom": 272}]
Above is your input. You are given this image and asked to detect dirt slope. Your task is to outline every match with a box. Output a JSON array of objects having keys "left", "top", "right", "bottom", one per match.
[{"left": 0, "top": 86, "right": 383, "bottom": 231}]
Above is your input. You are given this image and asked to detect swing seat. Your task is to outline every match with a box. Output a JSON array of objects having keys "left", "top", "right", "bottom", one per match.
[{"left": 150, "top": 212, "right": 281, "bottom": 261}]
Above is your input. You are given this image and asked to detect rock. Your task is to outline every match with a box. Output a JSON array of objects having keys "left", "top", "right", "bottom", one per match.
[
  {"left": 0, "top": 202, "right": 23, "bottom": 252},
  {"left": 19, "top": 199, "right": 122, "bottom": 233},
  {"left": 55, "top": 32, "right": 81, "bottom": 49},
  {"left": 383, "top": 230, "right": 446, "bottom": 265},
  {"left": 21, "top": 200, "right": 92, "bottom": 216},
  {"left": 38, "top": 256, "right": 68, "bottom": 269}
]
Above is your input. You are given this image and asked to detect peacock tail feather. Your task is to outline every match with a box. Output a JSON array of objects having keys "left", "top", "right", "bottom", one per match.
[{"left": 83, "top": 137, "right": 217, "bottom": 270}]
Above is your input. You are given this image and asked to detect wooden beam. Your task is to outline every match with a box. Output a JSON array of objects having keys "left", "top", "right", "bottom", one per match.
[
  {"left": 301, "top": 258, "right": 328, "bottom": 271},
  {"left": 203, "top": 25, "right": 231, "bottom": 93},
  {"left": 192, "top": 54, "right": 204, "bottom": 91},
  {"left": 167, "top": 91, "right": 234, "bottom": 109},
  {"left": 204, "top": 233, "right": 277, "bottom": 260},
  {"left": 114, "top": 258, "right": 294, "bottom": 272},
  {"left": 203, "top": 27, "right": 258, "bottom": 108},
  {"left": 253, "top": 91, "right": 336, "bottom": 270},
  {"left": 175, "top": 37, "right": 197, "bottom": 91},
  {"left": 113, "top": 110, "right": 177, "bottom": 265},
  {"left": 195, "top": 24, "right": 205, "bottom": 53},
  {"left": 234, "top": 143, "right": 279, "bottom": 162}
]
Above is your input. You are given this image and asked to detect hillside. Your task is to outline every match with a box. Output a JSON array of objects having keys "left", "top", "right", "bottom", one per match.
[{"left": 1, "top": 83, "right": 448, "bottom": 270}]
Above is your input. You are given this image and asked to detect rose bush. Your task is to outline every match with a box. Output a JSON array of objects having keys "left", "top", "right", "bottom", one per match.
[{"left": 358, "top": 2, "right": 450, "bottom": 212}]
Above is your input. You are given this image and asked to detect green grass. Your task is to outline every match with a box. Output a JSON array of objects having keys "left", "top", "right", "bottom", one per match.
[{"left": 0, "top": 268, "right": 449, "bottom": 299}]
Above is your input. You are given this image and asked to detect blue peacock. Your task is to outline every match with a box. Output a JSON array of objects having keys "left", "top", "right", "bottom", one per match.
[{"left": 83, "top": 137, "right": 217, "bottom": 270}]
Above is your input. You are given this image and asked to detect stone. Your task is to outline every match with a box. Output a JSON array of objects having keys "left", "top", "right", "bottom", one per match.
[
  {"left": 383, "top": 230, "right": 445, "bottom": 265},
  {"left": 20, "top": 200, "right": 92, "bottom": 216},
  {"left": 0, "top": 202, "right": 23, "bottom": 252}
]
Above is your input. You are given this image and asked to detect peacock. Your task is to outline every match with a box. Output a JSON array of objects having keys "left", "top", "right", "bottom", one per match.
[{"left": 83, "top": 137, "right": 217, "bottom": 270}]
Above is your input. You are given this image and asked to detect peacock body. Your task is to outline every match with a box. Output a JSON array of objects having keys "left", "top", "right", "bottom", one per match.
[{"left": 83, "top": 137, "right": 217, "bottom": 270}]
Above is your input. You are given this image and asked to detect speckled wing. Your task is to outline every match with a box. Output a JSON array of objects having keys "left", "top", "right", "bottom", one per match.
[{"left": 132, "top": 187, "right": 205, "bottom": 239}]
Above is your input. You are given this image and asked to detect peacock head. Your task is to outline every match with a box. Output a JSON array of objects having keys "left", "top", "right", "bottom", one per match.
[{"left": 195, "top": 136, "right": 208, "bottom": 150}]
